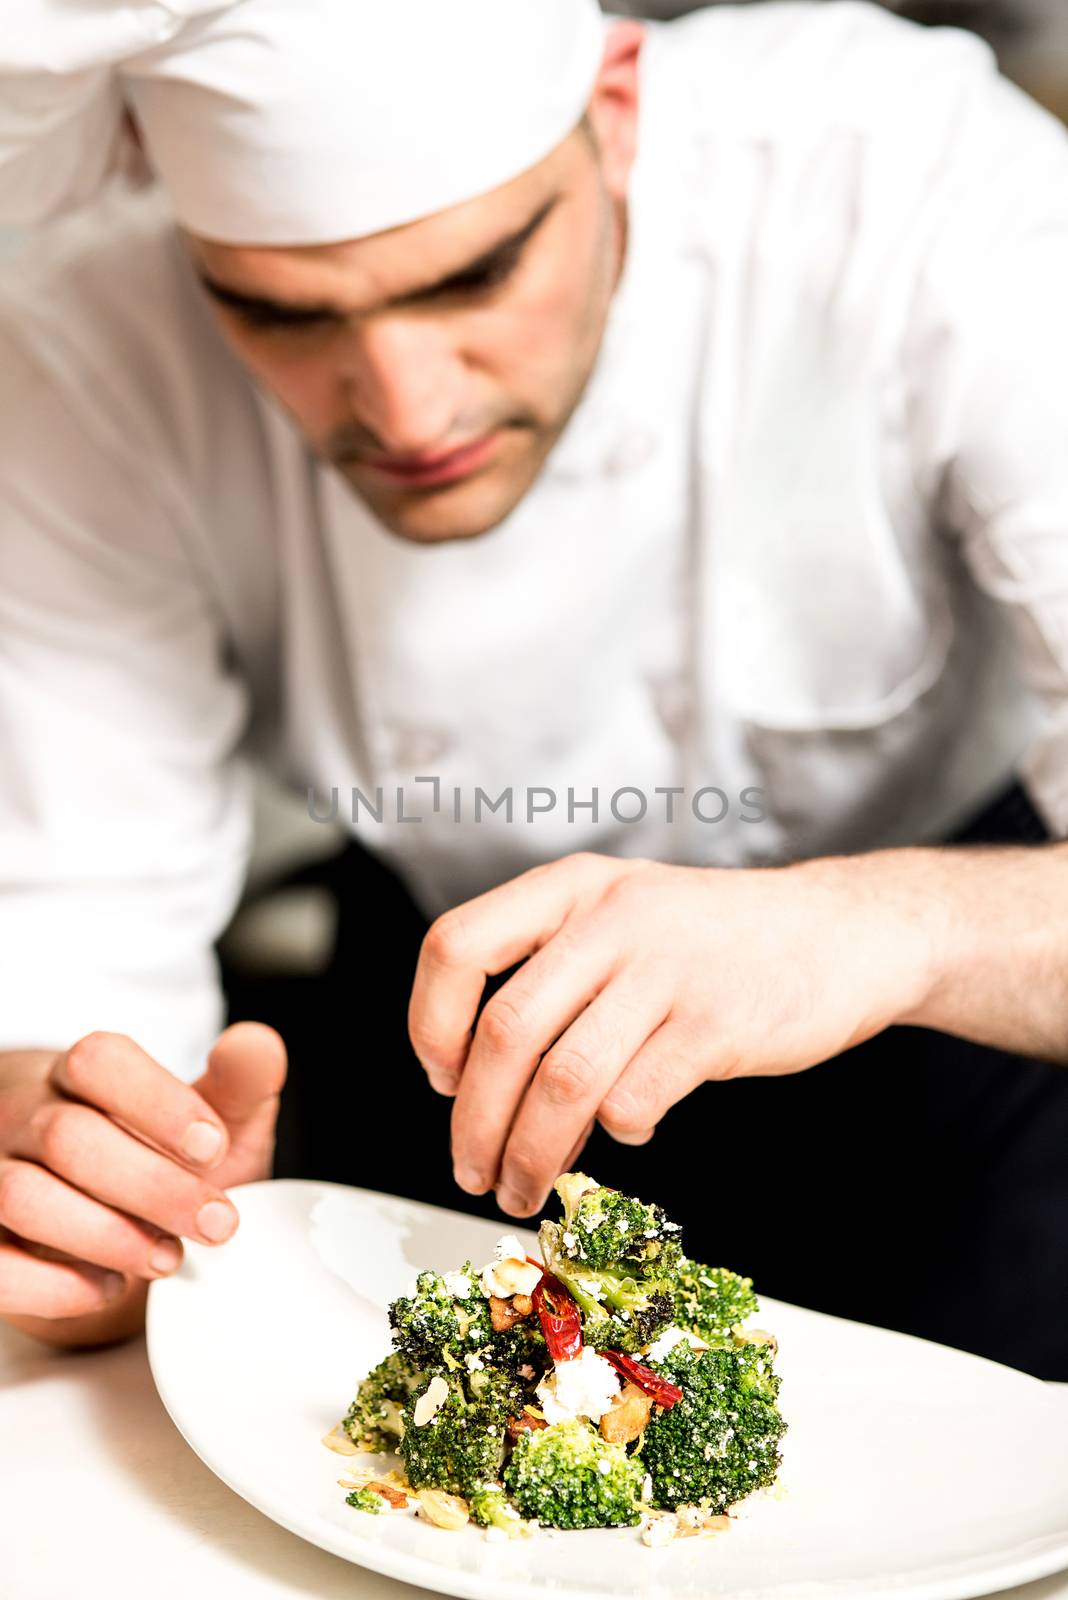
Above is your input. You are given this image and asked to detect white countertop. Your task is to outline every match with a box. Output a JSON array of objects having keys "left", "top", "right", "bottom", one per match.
[{"left": 2, "top": 1321, "right": 1067, "bottom": 1600}]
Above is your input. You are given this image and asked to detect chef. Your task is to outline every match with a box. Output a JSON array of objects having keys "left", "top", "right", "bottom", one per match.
[{"left": 1, "top": 0, "right": 1067, "bottom": 1374}]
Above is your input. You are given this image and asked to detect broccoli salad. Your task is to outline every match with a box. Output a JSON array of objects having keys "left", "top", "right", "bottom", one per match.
[{"left": 325, "top": 1172, "right": 786, "bottom": 1545}]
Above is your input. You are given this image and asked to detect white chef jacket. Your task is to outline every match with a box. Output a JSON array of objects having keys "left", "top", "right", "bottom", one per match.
[{"left": 2, "top": 1, "right": 1068, "bottom": 1083}]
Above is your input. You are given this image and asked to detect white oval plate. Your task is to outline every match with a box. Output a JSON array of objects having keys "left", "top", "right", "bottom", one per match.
[{"left": 147, "top": 1179, "right": 1068, "bottom": 1600}]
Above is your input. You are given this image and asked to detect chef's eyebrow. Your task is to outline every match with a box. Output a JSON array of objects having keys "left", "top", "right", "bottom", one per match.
[{"left": 197, "top": 196, "right": 561, "bottom": 325}]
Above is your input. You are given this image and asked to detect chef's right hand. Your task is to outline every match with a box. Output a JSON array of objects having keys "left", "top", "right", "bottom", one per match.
[{"left": 0, "top": 1023, "right": 287, "bottom": 1346}]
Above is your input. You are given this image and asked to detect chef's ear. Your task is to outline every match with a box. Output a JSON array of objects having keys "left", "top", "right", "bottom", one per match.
[{"left": 584, "top": 20, "right": 645, "bottom": 199}]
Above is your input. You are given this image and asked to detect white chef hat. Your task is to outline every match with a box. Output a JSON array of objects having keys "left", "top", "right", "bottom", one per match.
[
  {"left": 0, "top": 1, "right": 236, "bottom": 226},
  {"left": 2, "top": 0, "right": 608, "bottom": 242},
  {"left": 126, "top": 0, "right": 608, "bottom": 245}
]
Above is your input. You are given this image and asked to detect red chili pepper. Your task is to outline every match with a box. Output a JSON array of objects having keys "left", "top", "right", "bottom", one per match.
[
  {"left": 603, "top": 1349, "right": 684, "bottom": 1410},
  {"left": 531, "top": 1271, "right": 584, "bottom": 1363}
]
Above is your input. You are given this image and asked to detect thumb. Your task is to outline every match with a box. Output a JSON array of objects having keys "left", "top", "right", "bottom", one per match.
[{"left": 193, "top": 1022, "right": 288, "bottom": 1165}]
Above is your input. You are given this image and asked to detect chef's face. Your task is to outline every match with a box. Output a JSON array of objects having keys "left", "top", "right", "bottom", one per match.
[{"left": 184, "top": 28, "right": 642, "bottom": 545}]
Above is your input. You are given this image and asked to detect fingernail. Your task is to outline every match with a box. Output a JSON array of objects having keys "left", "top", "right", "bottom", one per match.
[
  {"left": 100, "top": 1271, "right": 126, "bottom": 1302},
  {"left": 496, "top": 1188, "right": 531, "bottom": 1217},
  {"left": 196, "top": 1200, "right": 238, "bottom": 1243},
  {"left": 181, "top": 1120, "right": 225, "bottom": 1166},
  {"left": 149, "top": 1238, "right": 182, "bottom": 1276},
  {"left": 454, "top": 1167, "right": 487, "bottom": 1195}
]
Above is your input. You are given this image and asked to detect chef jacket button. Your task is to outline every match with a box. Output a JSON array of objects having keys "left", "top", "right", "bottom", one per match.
[
  {"left": 392, "top": 729, "right": 451, "bottom": 768},
  {"left": 604, "top": 432, "right": 657, "bottom": 476}
]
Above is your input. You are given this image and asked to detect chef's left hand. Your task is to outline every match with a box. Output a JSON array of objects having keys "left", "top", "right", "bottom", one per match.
[{"left": 408, "top": 851, "right": 940, "bottom": 1217}]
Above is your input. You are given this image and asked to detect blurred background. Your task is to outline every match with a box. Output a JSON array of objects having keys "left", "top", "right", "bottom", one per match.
[{"left": 607, "top": 1, "right": 1068, "bottom": 119}]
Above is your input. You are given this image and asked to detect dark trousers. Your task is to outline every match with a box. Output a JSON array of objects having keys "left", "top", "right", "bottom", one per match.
[{"left": 225, "top": 783, "right": 1068, "bottom": 1379}]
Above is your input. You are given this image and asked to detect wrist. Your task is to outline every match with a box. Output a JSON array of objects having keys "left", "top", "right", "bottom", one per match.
[{"left": 789, "top": 848, "right": 957, "bottom": 1031}]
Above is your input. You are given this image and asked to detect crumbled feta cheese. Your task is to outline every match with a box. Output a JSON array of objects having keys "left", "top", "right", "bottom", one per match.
[
  {"left": 536, "top": 1347, "right": 621, "bottom": 1424},
  {"left": 478, "top": 1236, "right": 543, "bottom": 1298},
  {"left": 562, "top": 1230, "right": 578, "bottom": 1251},
  {"left": 464, "top": 1354, "right": 485, "bottom": 1373},
  {"left": 413, "top": 1375, "right": 450, "bottom": 1427},
  {"left": 597, "top": 1458, "right": 612, "bottom": 1475},
  {"left": 617, "top": 1218, "right": 629, "bottom": 1233},
  {"left": 641, "top": 1513, "right": 679, "bottom": 1548},
  {"left": 442, "top": 1270, "right": 472, "bottom": 1299}
]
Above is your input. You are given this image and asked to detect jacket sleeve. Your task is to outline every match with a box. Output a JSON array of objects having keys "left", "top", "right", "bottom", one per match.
[
  {"left": 906, "top": 68, "right": 1068, "bottom": 838},
  {"left": 0, "top": 317, "right": 252, "bottom": 1083}
]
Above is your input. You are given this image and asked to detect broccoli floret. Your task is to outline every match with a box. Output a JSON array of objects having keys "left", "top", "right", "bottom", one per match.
[
  {"left": 464, "top": 1361, "right": 529, "bottom": 1418},
  {"left": 388, "top": 1263, "right": 546, "bottom": 1377},
  {"left": 467, "top": 1481, "right": 532, "bottom": 1537},
  {"left": 555, "top": 1173, "right": 683, "bottom": 1277},
  {"left": 674, "top": 1259, "right": 758, "bottom": 1341},
  {"left": 345, "top": 1486, "right": 385, "bottom": 1515},
  {"left": 504, "top": 1419, "right": 645, "bottom": 1530},
  {"left": 344, "top": 1350, "right": 424, "bottom": 1449},
  {"left": 388, "top": 1265, "right": 496, "bottom": 1364},
  {"left": 539, "top": 1219, "right": 675, "bottom": 1355},
  {"left": 399, "top": 1371, "right": 514, "bottom": 1496},
  {"left": 640, "top": 1341, "right": 785, "bottom": 1512},
  {"left": 582, "top": 1291, "right": 677, "bottom": 1356}
]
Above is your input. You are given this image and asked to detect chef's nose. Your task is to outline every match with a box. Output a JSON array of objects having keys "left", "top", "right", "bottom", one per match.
[{"left": 338, "top": 315, "right": 463, "bottom": 457}]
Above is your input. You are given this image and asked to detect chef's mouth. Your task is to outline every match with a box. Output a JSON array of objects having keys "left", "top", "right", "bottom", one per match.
[{"left": 358, "top": 430, "right": 502, "bottom": 488}]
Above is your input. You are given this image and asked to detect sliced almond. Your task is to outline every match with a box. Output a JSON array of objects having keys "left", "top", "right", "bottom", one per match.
[
  {"left": 322, "top": 1428, "right": 361, "bottom": 1456},
  {"left": 416, "top": 1489, "right": 470, "bottom": 1530},
  {"left": 412, "top": 1374, "right": 450, "bottom": 1427}
]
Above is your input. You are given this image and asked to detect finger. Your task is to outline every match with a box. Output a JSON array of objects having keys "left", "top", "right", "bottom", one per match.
[
  {"left": 193, "top": 1023, "right": 287, "bottom": 1164},
  {"left": 563, "top": 1119, "right": 596, "bottom": 1174},
  {"left": 496, "top": 1121, "right": 596, "bottom": 1218},
  {"left": 493, "top": 978, "right": 668, "bottom": 1217},
  {"left": 0, "top": 1238, "right": 126, "bottom": 1320},
  {"left": 409, "top": 854, "right": 616, "bottom": 1085},
  {"left": 13, "top": 1101, "right": 239, "bottom": 1247},
  {"left": 596, "top": 1019, "right": 698, "bottom": 1146},
  {"left": 50, "top": 1031, "right": 230, "bottom": 1172},
  {"left": 449, "top": 917, "right": 625, "bottom": 1196},
  {"left": 0, "top": 1158, "right": 183, "bottom": 1281}
]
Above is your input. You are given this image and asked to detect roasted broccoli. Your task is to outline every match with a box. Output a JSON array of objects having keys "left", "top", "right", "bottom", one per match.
[
  {"left": 344, "top": 1350, "right": 424, "bottom": 1449},
  {"left": 345, "top": 1486, "right": 385, "bottom": 1515},
  {"left": 388, "top": 1262, "right": 545, "bottom": 1375},
  {"left": 467, "top": 1481, "right": 532, "bottom": 1537},
  {"left": 399, "top": 1370, "right": 515, "bottom": 1496},
  {"left": 464, "top": 1360, "right": 529, "bottom": 1419},
  {"left": 388, "top": 1265, "right": 496, "bottom": 1363},
  {"left": 555, "top": 1173, "right": 683, "bottom": 1277},
  {"left": 335, "top": 1168, "right": 786, "bottom": 1538},
  {"left": 504, "top": 1419, "right": 645, "bottom": 1530},
  {"left": 539, "top": 1217, "right": 675, "bottom": 1355},
  {"left": 640, "top": 1340, "right": 786, "bottom": 1512},
  {"left": 673, "top": 1258, "right": 758, "bottom": 1341}
]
